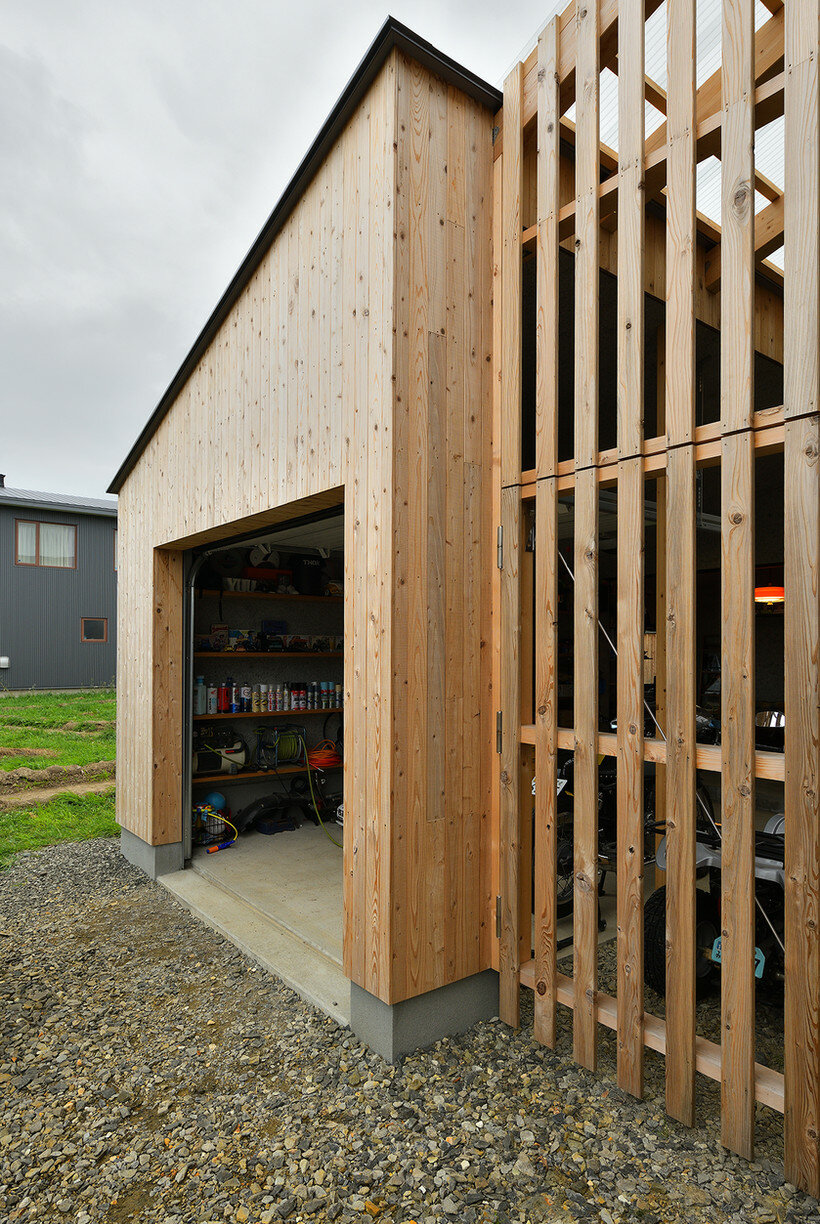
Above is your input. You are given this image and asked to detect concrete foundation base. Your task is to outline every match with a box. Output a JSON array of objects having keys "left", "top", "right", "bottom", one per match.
[
  {"left": 120, "top": 829, "right": 184, "bottom": 880},
  {"left": 350, "top": 969, "right": 499, "bottom": 1062}
]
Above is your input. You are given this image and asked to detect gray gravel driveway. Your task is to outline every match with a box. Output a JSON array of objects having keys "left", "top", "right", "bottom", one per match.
[{"left": 1, "top": 839, "right": 817, "bottom": 1223}]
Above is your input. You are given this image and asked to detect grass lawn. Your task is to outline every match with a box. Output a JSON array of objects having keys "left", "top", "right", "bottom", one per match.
[
  {"left": 0, "top": 688, "right": 116, "bottom": 773},
  {"left": 0, "top": 690, "right": 118, "bottom": 866},
  {"left": 0, "top": 790, "right": 118, "bottom": 869},
  {"left": 0, "top": 687, "right": 116, "bottom": 731}
]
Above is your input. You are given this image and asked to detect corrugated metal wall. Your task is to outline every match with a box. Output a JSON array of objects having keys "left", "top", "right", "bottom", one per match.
[{"left": 0, "top": 506, "right": 117, "bottom": 689}]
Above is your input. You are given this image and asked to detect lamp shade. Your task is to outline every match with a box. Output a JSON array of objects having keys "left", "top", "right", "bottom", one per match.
[{"left": 754, "top": 585, "right": 785, "bottom": 605}]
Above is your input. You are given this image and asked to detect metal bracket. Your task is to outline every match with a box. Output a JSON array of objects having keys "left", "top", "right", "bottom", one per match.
[
  {"left": 496, "top": 710, "right": 503, "bottom": 754},
  {"left": 496, "top": 525, "right": 504, "bottom": 570},
  {"left": 495, "top": 895, "right": 502, "bottom": 938}
]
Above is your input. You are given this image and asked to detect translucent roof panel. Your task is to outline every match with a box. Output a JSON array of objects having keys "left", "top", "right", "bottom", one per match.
[{"left": 503, "top": 0, "right": 785, "bottom": 269}]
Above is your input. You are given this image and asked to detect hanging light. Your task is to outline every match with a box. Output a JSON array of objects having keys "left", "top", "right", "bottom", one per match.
[{"left": 754, "top": 585, "right": 785, "bottom": 605}]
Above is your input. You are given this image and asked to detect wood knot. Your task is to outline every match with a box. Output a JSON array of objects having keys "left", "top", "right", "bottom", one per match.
[
  {"left": 536, "top": 980, "right": 547, "bottom": 996},
  {"left": 628, "top": 723, "right": 638, "bottom": 736},
  {"left": 538, "top": 704, "right": 547, "bottom": 716},
  {"left": 729, "top": 511, "right": 744, "bottom": 525},
  {"left": 625, "top": 320, "right": 632, "bottom": 330},
  {"left": 739, "top": 784, "right": 751, "bottom": 798}
]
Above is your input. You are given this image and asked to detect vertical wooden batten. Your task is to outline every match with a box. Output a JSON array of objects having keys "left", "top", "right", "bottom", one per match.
[
  {"left": 783, "top": 0, "right": 820, "bottom": 1193},
  {"left": 720, "top": 0, "right": 756, "bottom": 1162},
  {"left": 572, "top": 0, "right": 601, "bottom": 1074},
  {"left": 533, "top": 15, "right": 561, "bottom": 1049},
  {"left": 615, "top": 0, "right": 646, "bottom": 1101},
  {"left": 664, "top": 0, "right": 698, "bottom": 1129},
  {"left": 498, "top": 62, "right": 525, "bottom": 1028}
]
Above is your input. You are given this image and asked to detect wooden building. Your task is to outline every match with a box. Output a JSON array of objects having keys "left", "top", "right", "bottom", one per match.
[{"left": 111, "top": 4, "right": 820, "bottom": 1193}]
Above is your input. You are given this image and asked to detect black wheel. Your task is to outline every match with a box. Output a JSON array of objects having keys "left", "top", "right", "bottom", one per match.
[
  {"left": 644, "top": 885, "right": 667, "bottom": 996},
  {"left": 556, "top": 815, "right": 575, "bottom": 917},
  {"left": 643, "top": 886, "right": 720, "bottom": 998}
]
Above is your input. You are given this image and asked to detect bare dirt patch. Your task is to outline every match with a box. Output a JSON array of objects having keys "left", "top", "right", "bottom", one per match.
[
  {"left": 0, "top": 778, "right": 116, "bottom": 811},
  {"left": 0, "top": 761, "right": 115, "bottom": 797},
  {"left": 0, "top": 747, "right": 52, "bottom": 758}
]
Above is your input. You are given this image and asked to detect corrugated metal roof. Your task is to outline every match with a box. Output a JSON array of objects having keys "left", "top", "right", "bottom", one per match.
[{"left": 0, "top": 486, "right": 118, "bottom": 518}]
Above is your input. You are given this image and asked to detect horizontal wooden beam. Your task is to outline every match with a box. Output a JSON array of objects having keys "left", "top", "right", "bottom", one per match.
[
  {"left": 518, "top": 408, "right": 786, "bottom": 494},
  {"left": 519, "top": 725, "right": 786, "bottom": 782},
  {"left": 518, "top": 963, "right": 785, "bottom": 1113}
]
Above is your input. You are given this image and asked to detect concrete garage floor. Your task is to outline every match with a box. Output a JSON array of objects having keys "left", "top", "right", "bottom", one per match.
[{"left": 160, "top": 823, "right": 349, "bottom": 1025}]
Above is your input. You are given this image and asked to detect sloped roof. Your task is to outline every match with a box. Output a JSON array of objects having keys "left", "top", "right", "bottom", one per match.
[
  {"left": 108, "top": 16, "right": 501, "bottom": 494},
  {"left": 0, "top": 485, "right": 117, "bottom": 518}
]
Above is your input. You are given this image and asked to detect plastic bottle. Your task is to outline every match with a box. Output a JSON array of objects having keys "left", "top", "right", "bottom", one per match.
[{"left": 194, "top": 676, "right": 207, "bottom": 715}]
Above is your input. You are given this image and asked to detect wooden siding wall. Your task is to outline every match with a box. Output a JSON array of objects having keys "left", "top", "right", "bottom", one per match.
[
  {"left": 493, "top": 0, "right": 820, "bottom": 1196},
  {"left": 385, "top": 54, "right": 494, "bottom": 1004},
  {"left": 116, "top": 51, "right": 495, "bottom": 1009}
]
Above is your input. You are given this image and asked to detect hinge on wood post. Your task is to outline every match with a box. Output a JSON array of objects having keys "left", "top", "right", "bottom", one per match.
[
  {"left": 496, "top": 710, "right": 503, "bottom": 754},
  {"left": 497, "top": 525, "right": 504, "bottom": 569},
  {"left": 496, "top": 895, "right": 502, "bottom": 938}
]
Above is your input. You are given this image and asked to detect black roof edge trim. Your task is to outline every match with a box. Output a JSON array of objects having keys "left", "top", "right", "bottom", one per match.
[{"left": 108, "top": 16, "right": 501, "bottom": 493}]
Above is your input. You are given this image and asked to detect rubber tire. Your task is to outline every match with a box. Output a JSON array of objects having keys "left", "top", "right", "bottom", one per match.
[
  {"left": 644, "top": 885, "right": 720, "bottom": 998},
  {"left": 643, "top": 885, "right": 668, "bottom": 996}
]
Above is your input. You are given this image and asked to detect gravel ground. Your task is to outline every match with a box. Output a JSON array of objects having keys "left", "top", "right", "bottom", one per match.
[{"left": 1, "top": 839, "right": 817, "bottom": 1224}]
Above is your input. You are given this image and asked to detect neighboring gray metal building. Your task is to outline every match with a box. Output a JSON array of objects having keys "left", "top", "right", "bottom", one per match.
[{"left": 0, "top": 477, "right": 117, "bottom": 690}]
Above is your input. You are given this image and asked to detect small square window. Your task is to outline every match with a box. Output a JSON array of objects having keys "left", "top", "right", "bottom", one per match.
[{"left": 81, "top": 618, "right": 108, "bottom": 643}]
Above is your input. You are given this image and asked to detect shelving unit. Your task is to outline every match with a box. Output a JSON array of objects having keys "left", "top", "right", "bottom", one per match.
[
  {"left": 193, "top": 708, "right": 343, "bottom": 721},
  {"left": 194, "top": 651, "right": 342, "bottom": 659},
  {"left": 192, "top": 765, "right": 312, "bottom": 786},
  {"left": 198, "top": 589, "right": 342, "bottom": 604}
]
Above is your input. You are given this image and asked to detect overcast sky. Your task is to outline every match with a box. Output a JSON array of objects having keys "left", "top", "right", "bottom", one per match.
[{"left": 2, "top": 0, "right": 557, "bottom": 499}]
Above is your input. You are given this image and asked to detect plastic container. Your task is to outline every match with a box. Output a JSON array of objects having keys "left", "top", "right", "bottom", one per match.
[{"left": 194, "top": 676, "right": 207, "bottom": 716}]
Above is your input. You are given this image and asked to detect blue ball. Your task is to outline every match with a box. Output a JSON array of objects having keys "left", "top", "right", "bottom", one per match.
[{"left": 203, "top": 791, "right": 226, "bottom": 811}]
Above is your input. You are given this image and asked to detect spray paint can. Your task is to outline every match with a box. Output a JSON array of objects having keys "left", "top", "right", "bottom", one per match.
[
  {"left": 207, "top": 685, "right": 218, "bottom": 715},
  {"left": 218, "top": 681, "right": 229, "bottom": 713},
  {"left": 252, "top": 684, "right": 261, "bottom": 713},
  {"left": 241, "top": 682, "right": 251, "bottom": 713},
  {"left": 228, "top": 678, "right": 239, "bottom": 714}
]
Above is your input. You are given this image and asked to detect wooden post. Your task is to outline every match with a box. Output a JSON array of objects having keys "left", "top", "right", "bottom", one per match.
[
  {"left": 572, "top": 0, "right": 600, "bottom": 1073},
  {"left": 783, "top": 0, "right": 820, "bottom": 1193},
  {"left": 533, "top": 14, "right": 561, "bottom": 1050},
  {"left": 616, "top": 0, "right": 646, "bottom": 1101},
  {"left": 152, "top": 548, "right": 184, "bottom": 846},
  {"left": 498, "top": 61, "right": 524, "bottom": 1028},
  {"left": 720, "top": 0, "right": 756, "bottom": 1162},
  {"left": 664, "top": 0, "right": 698, "bottom": 1129}
]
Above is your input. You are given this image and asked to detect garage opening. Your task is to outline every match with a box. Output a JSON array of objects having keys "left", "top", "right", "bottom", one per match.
[{"left": 178, "top": 505, "right": 346, "bottom": 1014}]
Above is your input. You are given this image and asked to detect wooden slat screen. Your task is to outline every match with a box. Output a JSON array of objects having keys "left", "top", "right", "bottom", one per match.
[{"left": 494, "top": 0, "right": 820, "bottom": 1197}]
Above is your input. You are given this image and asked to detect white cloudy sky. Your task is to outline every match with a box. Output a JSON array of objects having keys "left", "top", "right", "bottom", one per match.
[{"left": 2, "top": 0, "right": 556, "bottom": 498}]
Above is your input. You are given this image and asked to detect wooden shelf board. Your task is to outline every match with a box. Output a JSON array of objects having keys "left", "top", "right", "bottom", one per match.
[
  {"left": 194, "top": 651, "right": 342, "bottom": 659},
  {"left": 192, "top": 764, "right": 342, "bottom": 786},
  {"left": 193, "top": 708, "right": 343, "bottom": 721},
  {"left": 196, "top": 588, "right": 342, "bottom": 603}
]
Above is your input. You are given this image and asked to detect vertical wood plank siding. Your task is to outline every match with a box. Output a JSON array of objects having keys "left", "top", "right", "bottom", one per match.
[{"left": 117, "top": 51, "right": 495, "bottom": 1010}]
